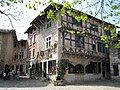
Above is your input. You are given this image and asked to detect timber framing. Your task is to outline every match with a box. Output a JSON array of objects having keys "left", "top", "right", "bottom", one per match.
[{"left": 60, "top": 13, "right": 110, "bottom": 60}]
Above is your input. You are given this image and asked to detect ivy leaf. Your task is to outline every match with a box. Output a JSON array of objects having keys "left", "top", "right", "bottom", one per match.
[
  {"left": 111, "top": 5, "right": 118, "bottom": 10},
  {"left": 75, "top": 15, "right": 81, "bottom": 22},
  {"left": 114, "top": 41, "right": 120, "bottom": 48},
  {"left": 101, "top": 35, "right": 109, "bottom": 43},
  {"left": 39, "top": 11, "right": 45, "bottom": 16},
  {"left": 81, "top": 14, "right": 88, "bottom": 21},
  {"left": 47, "top": 10, "right": 55, "bottom": 19}
]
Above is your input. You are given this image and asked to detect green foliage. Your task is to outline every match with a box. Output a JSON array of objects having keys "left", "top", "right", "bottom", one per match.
[
  {"left": 101, "top": 35, "right": 109, "bottom": 43},
  {"left": 47, "top": 10, "right": 57, "bottom": 22},
  {"left": 26, "top": 0, "right": 41, "bottom": 10},
  {"left": 57, "top": 59, "right": 69, "bottom": 80},
  {"left": 114, "top": 41, "right": 120, "bottom": 48},
  {"left": 1, "top": 0, "right": 120, "bottom": 49}
]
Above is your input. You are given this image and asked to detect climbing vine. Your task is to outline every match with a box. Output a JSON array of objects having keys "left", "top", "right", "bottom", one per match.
[{"left": 57, "top": 59, "right": 69, "bottom": 80}]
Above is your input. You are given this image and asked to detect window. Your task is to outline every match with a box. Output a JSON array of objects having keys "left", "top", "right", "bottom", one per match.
[
  {"left": 21, "top": 52, "right": 24, "bottom": 59},
  {"left": 33, "top": 34, "right": 36, "bottom": 43},
  {"left": 118, "top": 49, "right": 120, "bottom": 59},
  {"left": 21, "top": 43, "right": 24, "bottom": 47},
  {"left": 68, "top": 63, "right": 75, "bottom": 73},
  {"left": 12, "top": 65, "right": 14, "bottom": 70},
  {"left": 85, "top": 62, "right": 97, "bottom": 73},
  {"left": 33, "top": 49, "right": 35, "bottom": 58},
  {"left": 19, "top": 52, "right": 22, "bottom": 59},
  {"left": 74, "top": 64, "right": 84, "bottom": 73},
  {"left": 75, "top": 35, "right": 84, "bottom": 48},
  {"left": 45, "top": 35, "right": 52, "bottom": 49},
  {"left": 20, "top": 65, "right": 23, "bottom": 73},
  {"left": 19, "top": 52, "right": 24, "bottom": 59},
  {"left": 105, "top": 30, "right": 110, "bottom": 36},
  {"left": 15, "top": 52, "right": 18, "bottom": 59},
  {"left": 90, "top": 24, "right": 98, "bottom": 31},
  {"left": 29, "top": 51, "right": 31, "bottom": 58},
  {"left": 30, "top": 37, "right": 32, "bottom": 45},
  {"left": 97, "top": 42, "right": 103, "bottom": 52},
  {"left": 98, "top": 62, "right": 101, "bottom": 73},
  {"left": 16, "top": 52, "right": 18, "bottom": 59},
  {"left": 72, "top": 17, "right": 82, "bottom": 26},
  {"left": 92, "top": 44, "right": 96, "bottom": 51},
  {"left": 47, "top": 19, "right": 51, "bottom": 28},
  {"left": 48, "top": 60, "right": 56, "bottom": 74},
  {"left": 113, "top": 65, "right": 119, "bottom": 76},
  {"left": 15, "top": 53, "right": 17, "bottom": 59}
]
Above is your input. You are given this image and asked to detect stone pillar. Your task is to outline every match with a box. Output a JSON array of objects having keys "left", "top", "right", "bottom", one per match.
[
  {"left": 119, "top": 65, "right": 120, "bottom": 76},
  {"left": 23, "top": 64, "right": 26, "bottom": 74},
  {"left": 46, "top": 61, "right": 48, "bottom": 76},
  {"left": 84, "top": 65, "right": 86, "bottom": 74}
]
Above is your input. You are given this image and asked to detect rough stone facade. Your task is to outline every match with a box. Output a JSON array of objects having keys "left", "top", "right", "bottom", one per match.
[
  {"left": 110, "top": 48, "right": 120, "bottom": 81},
  {"left": 0, "top": 29, "right": 17, "bottom": 73},
  {"left": 25, "top": 3, "right": 114, "bottom": 82},
  {"left": 12, "top": 40, "right": 29, "bottom": 75}
]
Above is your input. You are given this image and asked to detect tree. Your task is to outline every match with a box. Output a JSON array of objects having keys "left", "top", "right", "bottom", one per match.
[
  {"left": 0, "top": 0, "right": 24, "bottom": 27},
  {"left": 1, "top": 0, "right": 120, "bottom": 47},
  {"left": 26, "top": 0, "right": 120, "bottom": 48}
]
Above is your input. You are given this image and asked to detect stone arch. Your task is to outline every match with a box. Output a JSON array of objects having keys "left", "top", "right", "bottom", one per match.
[
  {"left": 68, "top": 62, "right": 75, "bottom": 73},
  {"left": 74, "top": 64, "right": 84, "bottom": 73},
  {"left": 85, "top": 62, "right": 97, "bottom": 73}
]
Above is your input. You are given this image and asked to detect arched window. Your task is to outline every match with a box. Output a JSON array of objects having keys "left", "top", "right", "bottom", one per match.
[
  {"left": 74, "top": 64, "right": 84, "bottom": 73},
  {"left": 68, "top": 63, "right": 75, "bottom": 73},
  {"left": 85, "top": 62, "right": 97, "bottom": 73}
]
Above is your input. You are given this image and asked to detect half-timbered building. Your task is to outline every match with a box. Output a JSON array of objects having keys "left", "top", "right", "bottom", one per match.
[{"left": 25, "top": 3, "right": 114, "bottom": 82}]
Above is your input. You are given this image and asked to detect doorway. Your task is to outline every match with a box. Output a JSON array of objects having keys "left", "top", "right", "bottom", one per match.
[
  {"left": 20, "top": 65, "right": 23, "bottom": 74},
  {"left": 102, "top": 62, "right": 106, "bottom": 78},
  {"left": 43, "top": 62, "right": 47, "bottom": 78}
]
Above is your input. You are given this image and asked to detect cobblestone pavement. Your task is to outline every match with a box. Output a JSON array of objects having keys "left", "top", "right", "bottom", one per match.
[{"left": 0, "top": 78, "right": 119, "bottom": 90}]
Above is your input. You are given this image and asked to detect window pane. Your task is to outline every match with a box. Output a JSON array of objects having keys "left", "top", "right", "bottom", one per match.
[
  {"left": 49, "top": 41, "right": 51, "bottom": 47},
  {"left": 48, "top": 60, "right": 56, "bottom": 74},
  {"left": 113, "top": 65, "right": 119, "bottom": 76},
  {"left": 49, "top": 37, "right": 51, "bottom": 40}
]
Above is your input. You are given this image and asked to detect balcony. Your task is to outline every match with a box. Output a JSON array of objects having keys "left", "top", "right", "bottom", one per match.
[{"left": 61, "top": 46, "right": 109, "bottom": 59}]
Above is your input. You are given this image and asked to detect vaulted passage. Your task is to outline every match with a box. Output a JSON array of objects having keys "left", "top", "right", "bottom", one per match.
[
  {"left": 85, "top": 62, "right": 101, "bottom": 74},
  {"left": 68, "top": 63, "right": 84, "bottom": 74},
  {"left": 74, "top": 64, "right": 84, "bottom": 73},
  {"left": 68, "top": 63, "right": 74, "bottom": 73}
]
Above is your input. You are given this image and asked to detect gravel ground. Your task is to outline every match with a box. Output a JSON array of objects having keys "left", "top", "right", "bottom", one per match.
[{"left": 0, "top": 78, "right": 119, "bottom": 90}]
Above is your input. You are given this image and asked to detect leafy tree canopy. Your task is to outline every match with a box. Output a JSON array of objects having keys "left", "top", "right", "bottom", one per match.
[{"left": 1, "top": 0, "right": 120, "bottom": 48}]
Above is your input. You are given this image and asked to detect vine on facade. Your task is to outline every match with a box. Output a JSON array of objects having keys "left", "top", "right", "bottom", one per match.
[{"left": 57, "top": 59, "right": 69, "bottom": 80}]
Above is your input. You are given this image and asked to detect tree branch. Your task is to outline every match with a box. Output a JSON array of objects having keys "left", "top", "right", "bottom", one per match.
[{"left": 0, "top": 9, "right": 13, "bottom": 28}]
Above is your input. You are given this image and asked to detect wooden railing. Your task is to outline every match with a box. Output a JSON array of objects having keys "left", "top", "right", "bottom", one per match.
[{"left": 61, "top": 46, "right": 108, "bottom": 58}]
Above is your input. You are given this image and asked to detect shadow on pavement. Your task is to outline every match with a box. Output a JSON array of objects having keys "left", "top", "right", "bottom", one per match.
[
  {"left": 0, "top": 77, "right": 50, "bottom": 87},
  {"left": 67, "top": 80, "right": 120, "bottom": 88},
  {"left": 0, "top": 77, "right": 120, "bottom": 88}
]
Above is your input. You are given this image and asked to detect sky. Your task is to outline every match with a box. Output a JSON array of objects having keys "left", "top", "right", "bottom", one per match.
[
  {"left": 0, "top": 0, "right": 119, "bottom": 40},
  {"left": 0, "top": 1, "right": 46, "bottom": 40}
]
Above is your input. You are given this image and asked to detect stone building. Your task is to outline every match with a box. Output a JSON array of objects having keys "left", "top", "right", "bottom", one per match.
[
  {"left": 110, "top": 32, "right": 120, "bottom": 81},
  {"left": 12, "top": 40, "right": 29, "bottom": 75},
  {"left": 25, "top": 3, "right": 115, "bottom": 82},
  {"left": 0, "top": 29, "right": 17, "bottom": 73}
]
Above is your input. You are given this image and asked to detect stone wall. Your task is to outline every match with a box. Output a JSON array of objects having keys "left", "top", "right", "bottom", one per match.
[
  {"left": 0, "top": 30, "right": 15, "bottom": 72},
  {"left": 110, "top": 48, "right": 120, "bottom": 81},
  {"left": 64, "top": 73, "right": 101, "bottom": 83}
]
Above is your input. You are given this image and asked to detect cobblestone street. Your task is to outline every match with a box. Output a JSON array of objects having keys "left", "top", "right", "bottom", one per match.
[{"left": 0, "top": 77, "right": 119, "bottom": 90}]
